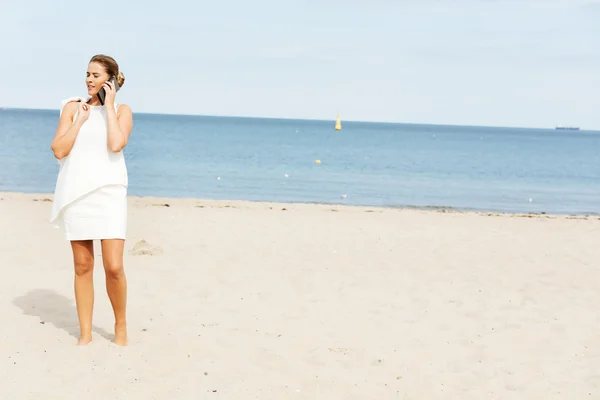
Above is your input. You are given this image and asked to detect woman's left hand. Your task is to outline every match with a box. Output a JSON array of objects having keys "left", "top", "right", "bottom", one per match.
[{"left": 102, "top": 79, "right": 117, "bottom": 107}]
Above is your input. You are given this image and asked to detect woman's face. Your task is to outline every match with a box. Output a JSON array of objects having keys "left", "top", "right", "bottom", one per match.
[{"left": 86, "top": 62, "right": 109, "bottom": 96}]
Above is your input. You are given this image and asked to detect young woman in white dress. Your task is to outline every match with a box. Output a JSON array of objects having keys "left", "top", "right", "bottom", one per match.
[{"left": 50, "top": 54, "right": 133, "bottom": 346}]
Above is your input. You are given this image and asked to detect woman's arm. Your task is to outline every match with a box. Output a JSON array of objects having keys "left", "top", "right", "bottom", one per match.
[
  {"left": 50, "top": 101, "right": 87, "bottom": 160},
  {"left": 106, "top": 104, "right": 133, "bottom": 152}
]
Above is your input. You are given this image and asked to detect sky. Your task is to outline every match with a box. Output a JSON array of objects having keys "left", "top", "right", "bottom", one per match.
[{"left": 0, "top": 0, "right": 598, "bottom": 129}]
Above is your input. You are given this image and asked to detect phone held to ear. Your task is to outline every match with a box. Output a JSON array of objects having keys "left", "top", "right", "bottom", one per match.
[{"left": 97, "top": 76, "right": 120, "bottom": 106}]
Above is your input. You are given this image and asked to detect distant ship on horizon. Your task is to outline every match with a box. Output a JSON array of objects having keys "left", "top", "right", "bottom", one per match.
[{"left": 555, "top": 125, "right": 580, "bottom": 131}]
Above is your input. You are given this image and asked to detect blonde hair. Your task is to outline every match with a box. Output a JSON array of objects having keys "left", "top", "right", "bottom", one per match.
[{"left": 89, "top": 54, "right": 125, "bottom": 87}]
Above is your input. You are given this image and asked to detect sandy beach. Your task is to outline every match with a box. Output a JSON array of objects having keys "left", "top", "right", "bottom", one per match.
[{"left": 0, "top": 191, "right": 599, "bottom": 399}]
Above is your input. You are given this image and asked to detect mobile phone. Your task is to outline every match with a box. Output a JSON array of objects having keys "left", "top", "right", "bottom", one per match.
[{"left": 97, "top": 76, "right": 120, "bottom": 106}]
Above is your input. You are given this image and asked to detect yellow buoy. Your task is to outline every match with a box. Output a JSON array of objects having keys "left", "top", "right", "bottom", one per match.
[
  {"left": 315, "top": 159, "right": 321, "bottom": 164},
  {"left": 335, "top": 113, "right": 341, "bottom": 131}
]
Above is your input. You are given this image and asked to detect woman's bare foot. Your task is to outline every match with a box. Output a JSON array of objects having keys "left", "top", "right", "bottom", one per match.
[
  {"left": 114, "top": 323, "right": 128, "bottom": 346},
  {"left": 77, "top": 336, "right": 92, "bottom": 346}
]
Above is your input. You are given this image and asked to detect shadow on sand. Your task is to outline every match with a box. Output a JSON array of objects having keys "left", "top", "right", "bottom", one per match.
[{"left": 12, "top": 289, "right": 112, "bottom": 341}]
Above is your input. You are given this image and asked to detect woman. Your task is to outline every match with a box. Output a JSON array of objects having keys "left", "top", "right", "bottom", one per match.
[{"left": 49, "top": 54, "right": 133, "bottom": 346}]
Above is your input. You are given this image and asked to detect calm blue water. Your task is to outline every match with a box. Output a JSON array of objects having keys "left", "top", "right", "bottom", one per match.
[{"left": 1, "top": 108, "right": 599, "bottom": 214}]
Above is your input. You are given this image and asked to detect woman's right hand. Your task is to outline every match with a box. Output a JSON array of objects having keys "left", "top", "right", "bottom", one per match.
[{"left": 75, "top": 102, "right": 91, "bottom": 123}]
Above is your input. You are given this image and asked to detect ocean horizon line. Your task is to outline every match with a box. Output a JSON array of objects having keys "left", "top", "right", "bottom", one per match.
[{"left": 2, "top": 106, "right": 597, "bottom": 133}]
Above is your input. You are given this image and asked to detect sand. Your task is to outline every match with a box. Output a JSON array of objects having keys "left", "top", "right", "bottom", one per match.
[{"left": 0, "top": 191, "right": 599, "bottom": 399}]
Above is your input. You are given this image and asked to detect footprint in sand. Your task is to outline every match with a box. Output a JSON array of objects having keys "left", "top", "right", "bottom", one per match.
[
  {"left": 328, "top": 347, "right": 349, "bottom": 355},
  {"left": 128, "top": 239, "right": 163, "bottom": 256}
]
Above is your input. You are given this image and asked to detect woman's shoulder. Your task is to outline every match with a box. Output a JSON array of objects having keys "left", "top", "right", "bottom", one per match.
[
  {"left": 117, "top": 103, "right": 132, "bottom": 116},
  {"left": 61, "top": 100, "right": 79, "bottom": 119},
  {"left": 60, "top": 96, "right": 87, "bottom": 116}
]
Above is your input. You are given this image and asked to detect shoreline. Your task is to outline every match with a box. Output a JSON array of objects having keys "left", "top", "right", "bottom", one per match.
[{"left": 1, "top": 191, "right": 598, "bottom": 220}]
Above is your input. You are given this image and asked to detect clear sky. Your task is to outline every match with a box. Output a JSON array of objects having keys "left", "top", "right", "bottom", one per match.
[{"left": 1, "top": 0, "right": 598, "bottom": 129}]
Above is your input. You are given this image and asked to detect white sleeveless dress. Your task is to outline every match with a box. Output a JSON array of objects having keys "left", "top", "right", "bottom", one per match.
[{"left": 49, "top": 97, "right": 128, "bottom": 241}]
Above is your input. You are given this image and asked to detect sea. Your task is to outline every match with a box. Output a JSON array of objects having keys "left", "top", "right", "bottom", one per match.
[{"left": 1, "top": 108, "right": 599, "bottom": 215}]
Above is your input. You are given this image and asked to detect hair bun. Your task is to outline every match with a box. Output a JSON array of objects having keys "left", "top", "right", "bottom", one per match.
[{"left": 117, "top": 72, "right": 125, "bottom": 87}]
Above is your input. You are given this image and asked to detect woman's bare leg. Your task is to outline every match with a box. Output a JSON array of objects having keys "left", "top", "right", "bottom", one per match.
[
  {"left": 71, "top": 240, "right": 95, "bottom": 346},
  {"left": 101, "top": 239, "right": 128, "bottom": 346}
]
